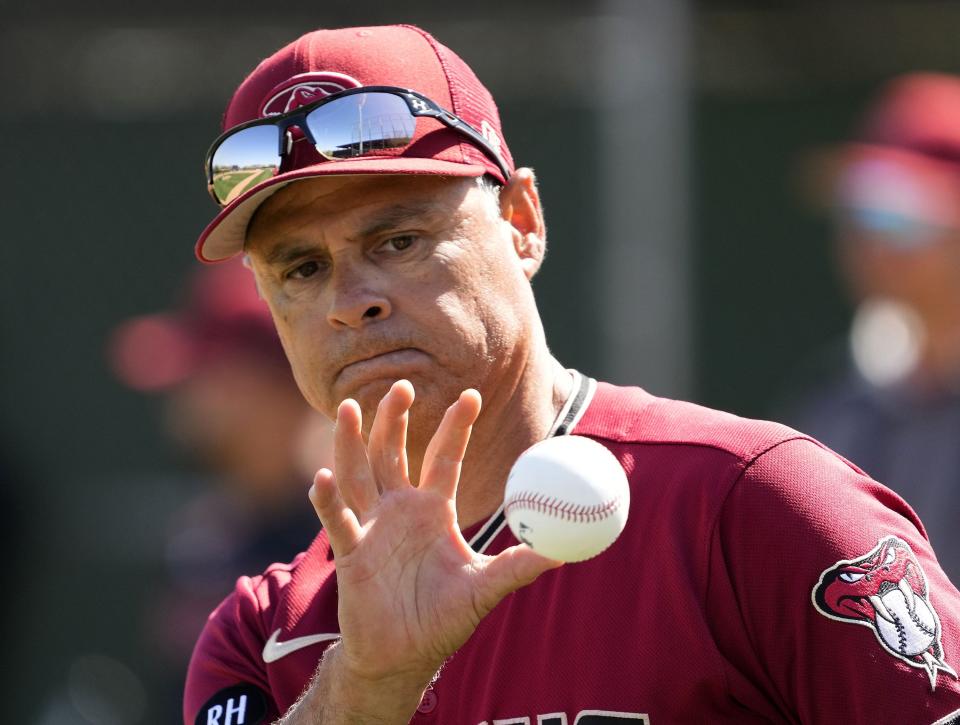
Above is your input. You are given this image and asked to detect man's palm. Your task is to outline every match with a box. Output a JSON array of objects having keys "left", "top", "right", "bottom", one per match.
[{"left": 308, "top": 381, "right": 560, "bottom": 686}]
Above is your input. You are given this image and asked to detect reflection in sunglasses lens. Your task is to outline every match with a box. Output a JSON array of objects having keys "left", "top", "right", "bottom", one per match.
[
  {"left": 306, "top": 93, "right": 416, "bottom": 160},
  {"left": 211, "top": 125, "right": 281, "bottom": 204}
]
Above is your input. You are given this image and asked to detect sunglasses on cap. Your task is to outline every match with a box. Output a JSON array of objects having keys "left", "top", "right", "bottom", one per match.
[{"left": 205, "top": 86, "right": 511, "bottom": 206}]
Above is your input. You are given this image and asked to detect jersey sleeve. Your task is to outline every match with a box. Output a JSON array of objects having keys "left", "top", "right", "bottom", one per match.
[
  {"left": 183, "top": 576, "right": 280, "bottom": 725},
  {"left": 710, "top": 437, "right": 960, "bottom": 724}
]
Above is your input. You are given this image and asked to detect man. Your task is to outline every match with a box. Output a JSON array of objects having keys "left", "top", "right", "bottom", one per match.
[
  {"left": 185, "top": 25, "right": 960, "bottom": 723},
  {"left": 782, "top": 73, "right": 960, "bottom": 586}
]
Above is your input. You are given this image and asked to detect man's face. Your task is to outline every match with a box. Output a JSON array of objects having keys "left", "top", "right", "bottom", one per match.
[{"left": 245, "top": 174, "right": 539, "bottom": 443}]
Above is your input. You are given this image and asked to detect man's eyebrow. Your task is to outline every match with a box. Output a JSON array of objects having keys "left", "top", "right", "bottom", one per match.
[
  {"left": 350, "top": 201, "right": 448, "bottom": 241},
  {"left": 264, "top": 244, "right": 318, "bottom": 266}
]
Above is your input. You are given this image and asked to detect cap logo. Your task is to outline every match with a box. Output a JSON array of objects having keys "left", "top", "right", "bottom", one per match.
[{"left": 260, "top": 71, "right": 363, "bottom": 117}]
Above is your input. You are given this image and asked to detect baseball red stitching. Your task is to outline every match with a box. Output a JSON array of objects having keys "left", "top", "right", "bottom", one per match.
[{"left": 503, "top": 491, "right": 623, "bottom": 522}]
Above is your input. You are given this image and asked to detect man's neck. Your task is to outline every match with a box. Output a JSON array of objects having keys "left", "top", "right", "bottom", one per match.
[{"left": 453, "top": 355, "right": 574, "bottom": 529}]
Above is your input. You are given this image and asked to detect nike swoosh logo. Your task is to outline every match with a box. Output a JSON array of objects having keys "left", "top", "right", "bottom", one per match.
[{"left": 262, "top": 629, "right": 341, "bottom": 663}]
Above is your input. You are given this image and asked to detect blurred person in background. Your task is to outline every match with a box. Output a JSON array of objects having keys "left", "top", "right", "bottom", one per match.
[
  {"left": 783, "top": 72, "right": 960, "bottom": 584},
  {"left": 108, "top": 258, "right": 331, "bottom": 712}
]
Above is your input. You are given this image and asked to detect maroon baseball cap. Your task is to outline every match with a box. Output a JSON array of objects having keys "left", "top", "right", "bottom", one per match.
[
  {"left": 108, "top": 258, "right": 286, "bottom": 391},
  {"left": 196, "top": 24, "right": 515, "bottom": 262}
]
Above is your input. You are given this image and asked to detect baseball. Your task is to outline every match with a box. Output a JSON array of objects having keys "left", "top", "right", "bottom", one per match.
[{"left": 503, "top": 435, "right": 630, "bottom": 563}]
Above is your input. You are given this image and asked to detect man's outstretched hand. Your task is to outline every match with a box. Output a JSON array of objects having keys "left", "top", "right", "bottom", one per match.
[{"left": 293, "top": 380, "right": 561, "bottom": 723}]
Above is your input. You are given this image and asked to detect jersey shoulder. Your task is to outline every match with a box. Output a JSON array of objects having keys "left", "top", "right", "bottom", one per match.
[
  {"left": 244, "top": 529, "right": 337, "bottom": 628},
  {"left": 184, "top": 531, "right": 336, "bottom": 722},
  {"left": 575, "top": 380, "right": 813, "bottom": 465},
  {"left": 194, "top": 537, "right": 329, "bottom": 661}
]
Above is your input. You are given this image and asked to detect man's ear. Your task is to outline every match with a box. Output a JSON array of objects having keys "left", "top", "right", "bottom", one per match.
[{"left": 499, "top": 168, "right": 546, "bottom": 280}]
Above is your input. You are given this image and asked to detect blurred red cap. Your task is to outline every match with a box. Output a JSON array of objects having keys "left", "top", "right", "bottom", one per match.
[
  {"left": 800, "top": 73, "right": 960, "bottom": 220},
  {"left": 857, "top": 72, "right": 960, "bottom": 158},
  {"left": 108, "top": 258, "right": 285, "bottom": 392}
]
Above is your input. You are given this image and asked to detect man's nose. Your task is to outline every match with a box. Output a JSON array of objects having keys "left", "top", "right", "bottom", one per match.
[{"left": 326, "top": 262, "right": 391, "bottom": 329}]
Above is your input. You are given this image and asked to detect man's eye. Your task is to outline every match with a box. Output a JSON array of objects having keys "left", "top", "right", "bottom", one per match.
[
  {"left": 289, "top": 260, "right": 321, "bottom": 279},
  {"left": 381, "top": 235, "right": 416, "bottom": 252}
]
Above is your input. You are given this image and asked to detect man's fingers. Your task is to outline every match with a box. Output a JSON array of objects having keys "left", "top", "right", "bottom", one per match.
[
  {"left": 309, "top": 468, "right": 362, "bottom": 557},
  {"left": 367, "top": 380, "right": 414, "bottom": 491},
  {"left": 420, "top": 389, "right": 482, "bottom": 499},
  {"left": 334, "top": 399, "right": 379, "bottom": 515},
  {"left": 475, "top": 545, "right": 564, "bottom": 615}
]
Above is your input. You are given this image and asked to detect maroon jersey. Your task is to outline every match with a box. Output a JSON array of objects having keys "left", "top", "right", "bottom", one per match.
[{"left": 185, "top": 374, "right": 960, "bottom": 724}]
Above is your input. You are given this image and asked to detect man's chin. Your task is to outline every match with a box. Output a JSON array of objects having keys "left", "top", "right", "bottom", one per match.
[
  {"left": 351, "top": 378, "right": 401, "bottom": 415},
  {"left": 350, "top": 379, "right": 447, "bottom": 437}
]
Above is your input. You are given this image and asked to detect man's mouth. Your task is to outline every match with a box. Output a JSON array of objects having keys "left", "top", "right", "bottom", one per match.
[{"left": 337, "top": 348, "right": 427, "bottom": 382}]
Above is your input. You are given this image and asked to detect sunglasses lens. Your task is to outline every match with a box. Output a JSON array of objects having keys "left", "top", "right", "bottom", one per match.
[
  {"left": 210, "top": 124, "right": 281, "bottom": 204},
  {"left": 306, "top": 92, "right": 416, "bottom": 160}
]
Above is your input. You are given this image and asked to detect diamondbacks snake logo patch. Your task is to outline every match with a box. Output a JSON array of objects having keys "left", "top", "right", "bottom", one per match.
[{"left": 812, "top": 535, "right": 956, "bottom": 690}]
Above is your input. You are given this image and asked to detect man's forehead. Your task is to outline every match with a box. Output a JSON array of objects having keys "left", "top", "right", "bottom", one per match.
[{"left": 271, "top": 173, "right": 466, "bottom": 210}]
